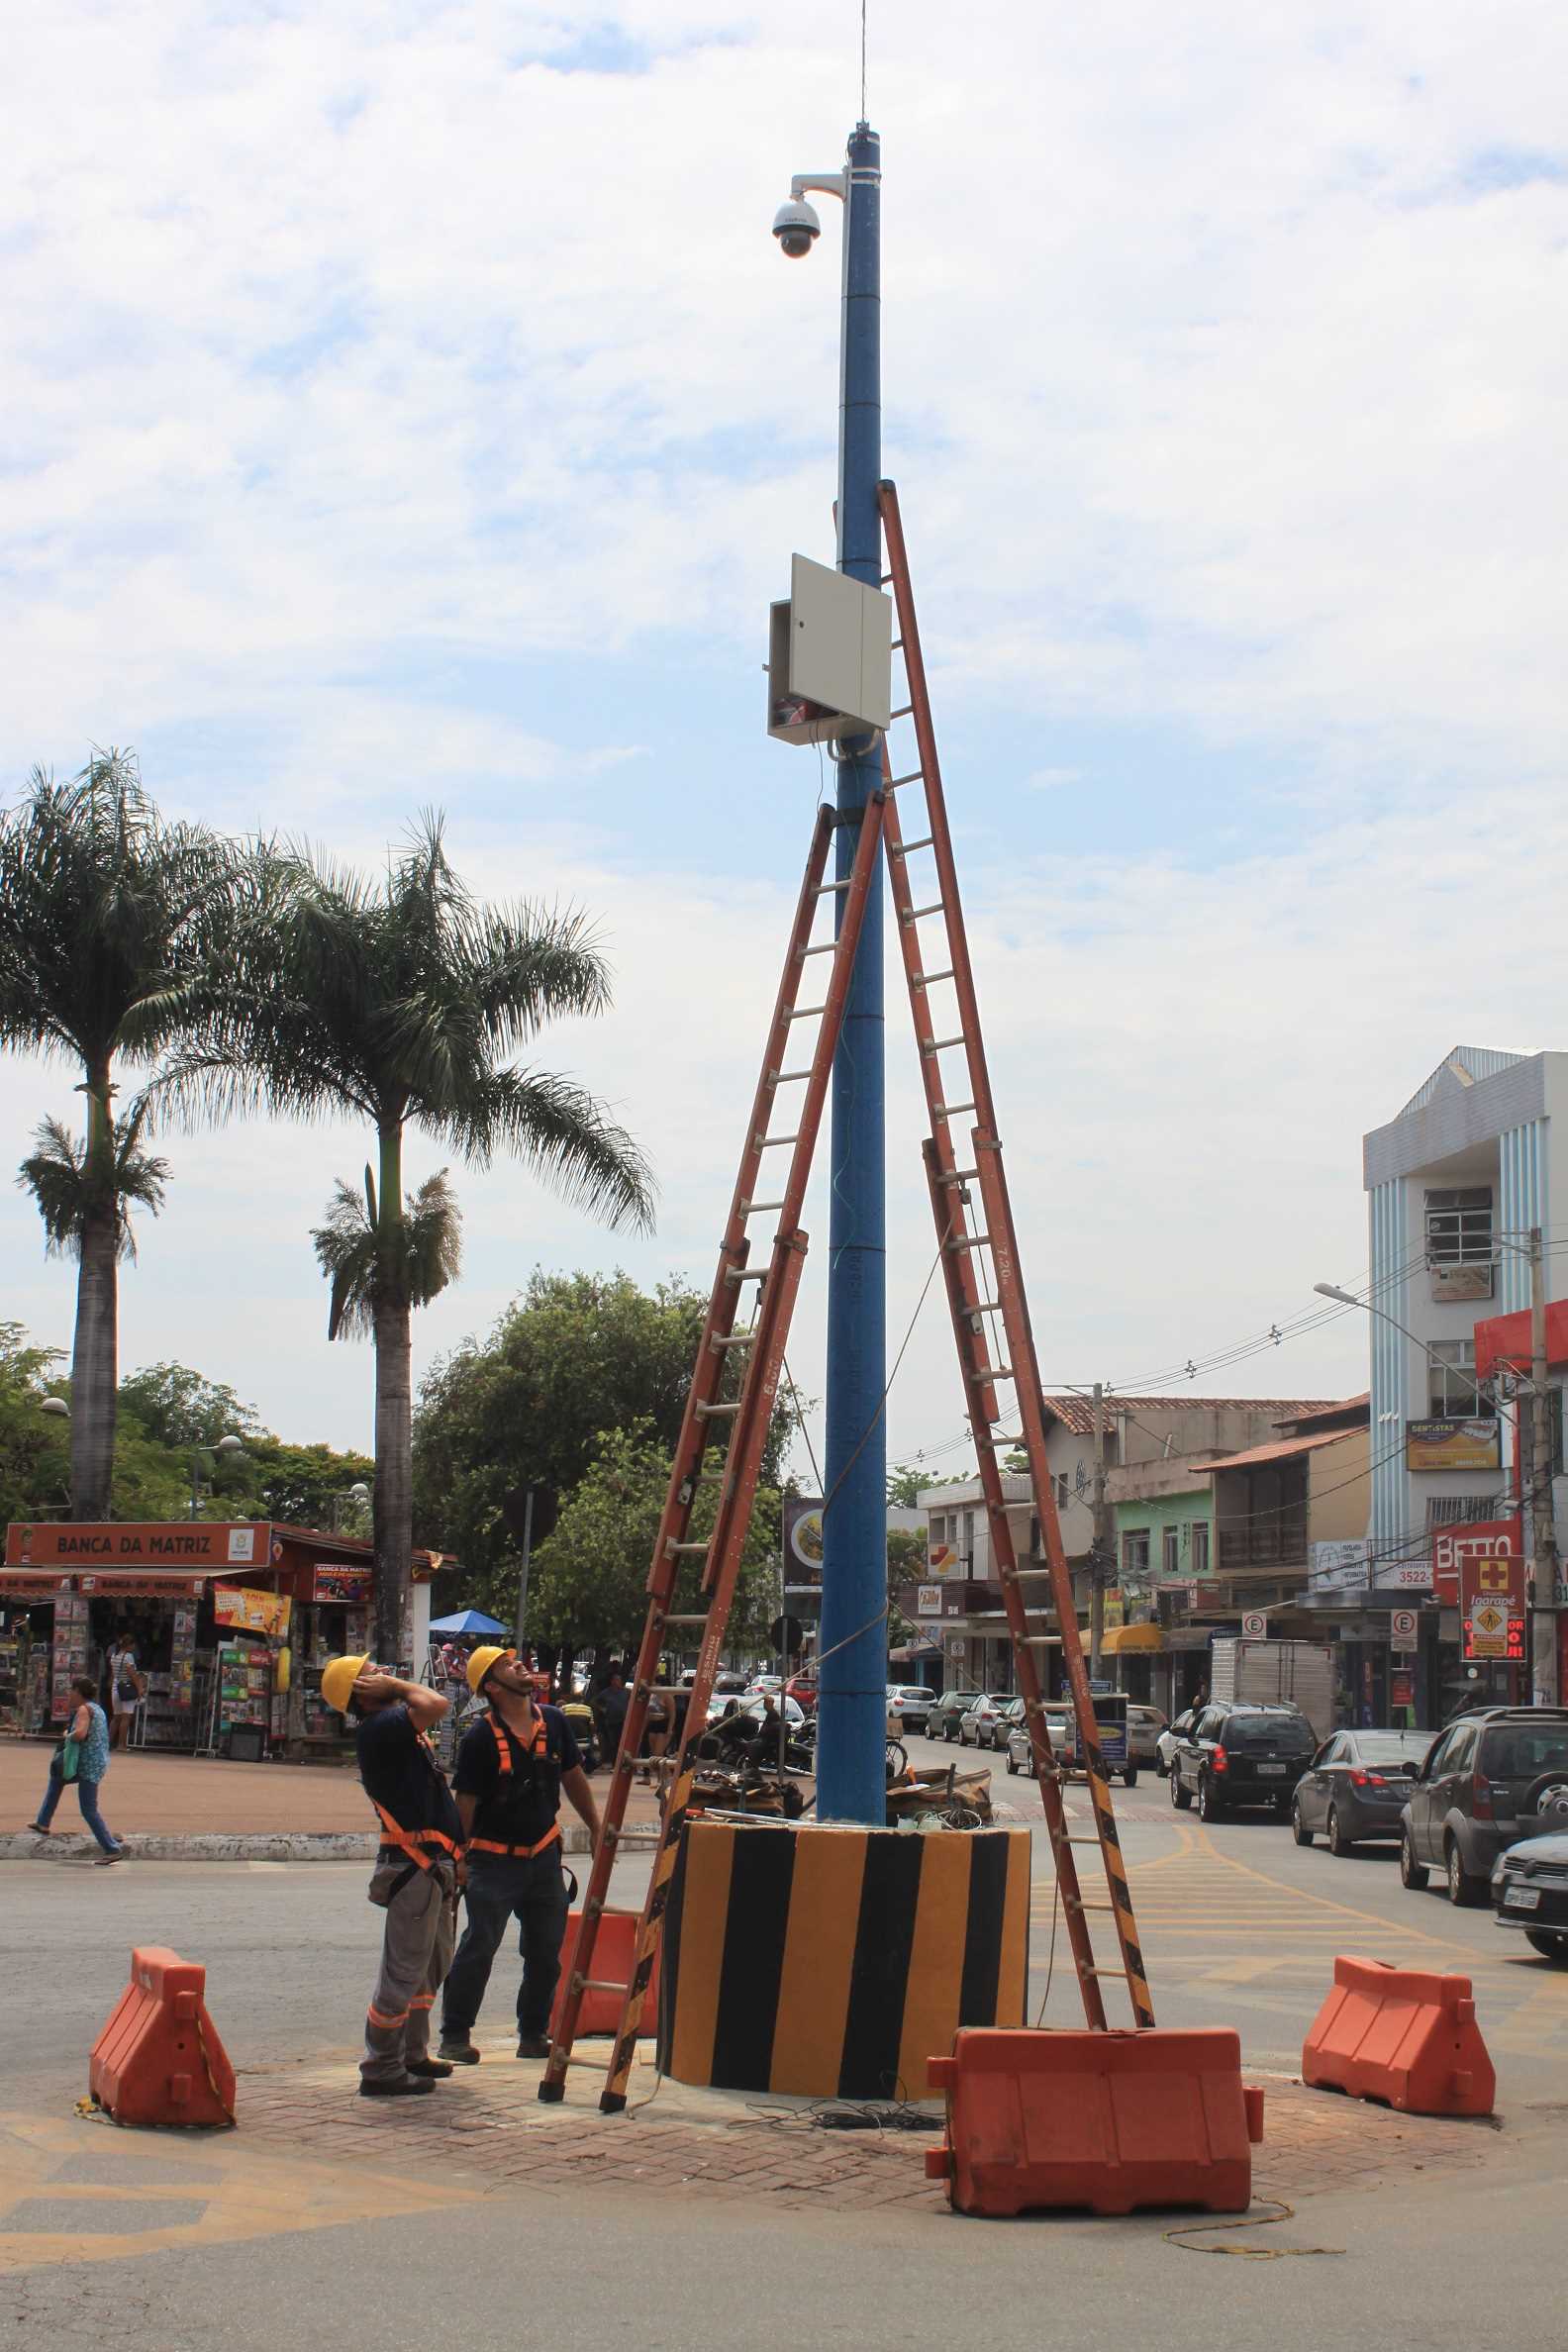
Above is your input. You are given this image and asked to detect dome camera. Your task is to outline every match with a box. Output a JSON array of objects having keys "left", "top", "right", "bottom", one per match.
[{"left": 772, "top": 197, "right": 822, "bottom": 259}]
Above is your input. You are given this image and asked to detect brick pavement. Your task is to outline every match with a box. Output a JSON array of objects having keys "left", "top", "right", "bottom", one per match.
[
  {"left": 234, "top": 2046, "right": 1501, "bottom": 2218},
  {"left": 0, "top": 1740, "right": 662, "bottom": 1842}
]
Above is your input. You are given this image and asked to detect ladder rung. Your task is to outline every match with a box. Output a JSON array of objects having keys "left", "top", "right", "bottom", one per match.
[
  {"left": 923, "top": 1035, "right": 966, "bottom": 1055},
  {"left": 969, "top": 1364, "right": 1014, "bottom": 1382},
  {"left": 946, "top": 1232, "right": 992, "bottom": 1252},
  {"left": 739, "top": 1199, "right": 785, "bottom": 1216},
  {"left": 920, "top": 967, "right": 955, "bottom": 985},
  {"left": 725, "top": 1268, "right": 767, "bottom": 1283},
  {"left": 904, "top": 903, "right": 945, "bottom": 924},
  {"left": 696, "top": 1400, "right": 743, "bottom": 1418},
  {"left": 711, "top": 1328, "right": 756, "bottom": 1346},
  {"left": 932, "top": 1101, "right": 976, "bottom": 1118},
  {"left": 580, "top": 1979, "right": 632, "bottom": 1995},
  {"left": 755, "top": 1132, "right": 800, "bottom": 1148},
  {"left": 784, "top": 1004, "right": 828, "bottom": 1022},
  {"left": 557, "top": 2051, "right": 614, "bottom": 2071},
  {"left": 769, "top": 1068, "right": 812, "bottom": 1083},
  {"left": 800, "top": 941, "right": 836, "bottom": 957},
  {"left": 891, "top": 833, "right": 933, "bottom": 855},
  {"left": 815, "top": 879, "right": 851, "bottom": 895},
  {"left": 662, "top": 1615, "right": 710, "bottom": 1625},
  {"left": 891, "top": 704, "right": 914, "bottom": 719},
  {"left": 938, "top": 1167, "right": 980, "bottom": 1184},
  {"left": 887, "top": 771, "right": 923, "bottom": 789},
  {"left": 665, "top": 1541, "right": 709, "bottom": 1555},
  {"left": 1066, "top": 1899, "right": 1119, "bottom": 1913}
]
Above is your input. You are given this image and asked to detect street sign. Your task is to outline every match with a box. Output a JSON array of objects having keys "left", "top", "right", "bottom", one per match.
[
  {"left": 946, "top": 1635, "right": 965, "bottom": 1660},
  {"left": 1391, "top": 1608, "right": 1419, "bottom": 1653},
  {"left": 1241, "top": 1610, "right": 1268, "bottom": 1639},
  {"left": 768, "top": 1614, "right": 804, "bottom": 1656}
]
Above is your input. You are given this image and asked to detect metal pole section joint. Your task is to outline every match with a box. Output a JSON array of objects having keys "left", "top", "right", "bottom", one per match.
[{"left": 817, "top": 121, "right": 887, "bottom": 1824}]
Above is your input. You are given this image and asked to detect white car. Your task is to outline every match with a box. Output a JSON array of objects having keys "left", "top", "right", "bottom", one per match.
[
  {"left": 1127, "top": 1705, "right": 1168, "bottom": 1768},
  {"left": 1006, "top": 1705, "right": 1076, "bottom": 1774},
  {"left": 1156, "top": 1709, "right": 1200, "bottom": 1776},
  {"left": 709, "top": 1693, "right": 806, "bottom": 1735},
  {"left": 746, "top": 1675, "right": 784, "bottom": 1697},
  {"left": 887, "top": 1684, "right": 936, "bottom": 1731},
  {"left": 958, "top": 1694, "right": 1011, "bottom": 1747}
]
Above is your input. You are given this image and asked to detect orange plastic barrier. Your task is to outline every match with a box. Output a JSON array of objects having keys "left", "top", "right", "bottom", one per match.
[
  {"left": 1302, "top": 1955, "right": 1495, "bottom": 2116},
  {"left": 925, "top": 2026, "right": 1262, "bottom": 2216},
  {"left": 550, "top": 1911, "right": 659, "bottom": 2039},
  {"left": 89, "top": 1946, "right": 236, "bottom": 2128}
]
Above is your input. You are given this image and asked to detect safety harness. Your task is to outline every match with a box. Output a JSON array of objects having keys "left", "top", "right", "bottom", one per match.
[
  {"left": 373, "top": 1726, "right": 463, "bottom": 1899},
  {"left": 466, "top": 1708, "right": 563, "bottom": 1860}
]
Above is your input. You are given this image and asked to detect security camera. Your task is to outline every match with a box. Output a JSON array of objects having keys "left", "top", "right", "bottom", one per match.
[{"left": 772, "top": 197, "right": 822, "bottom": 259}]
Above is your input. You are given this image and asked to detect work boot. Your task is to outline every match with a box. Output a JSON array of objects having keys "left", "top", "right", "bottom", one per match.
[
  {"left": 408, "top": 2057, "right": 454, "bottom": 2078},
  {"left": 438, "top": 2038, "right": 480, "bottom": 2065},
  {"left": 358, "top": 2075, "right": 436, "bottom": 2098},
  {"left": 516, "top": 2035, "right": 550, "bottom": 2061}
]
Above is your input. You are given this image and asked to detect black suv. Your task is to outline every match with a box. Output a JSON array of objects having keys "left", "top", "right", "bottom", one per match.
[
  {"left": 1169, "top": 1702, "right": 1318, "bottom": 1821},
  {"left": 1400, "top": 1707, "right": 1568, "bottom": 1905}
]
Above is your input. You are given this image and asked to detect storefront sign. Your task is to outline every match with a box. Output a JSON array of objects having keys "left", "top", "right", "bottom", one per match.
[
  {"left": 1405, "top": 1420, "right": 1502, "bottom": 1473},
  {"left": 6, "top": 1520, "right": 264, "bottom": 1568},
  {"left": 1460, "top": 1550, "right": 1525, "bottom": 1662},
  {"left": 1390, "top": 1669, "right": 1415, "bottom": 1709},
  {"left": 1433, "top": 1519, "right": 1520, "bottom": 1609},
  {"left": 75, "top": 1573, "right": 211, "bottom": 1599},
  {"left": 782, "top": 1498, "right": 824, "bottom": 1590},
  {"left": 927, "top": 1540, "right": 958, "bottom": 1579},
  {"left": 1373, "top": 1561, "right": 1434, "bottom": 1592},
  {"left": 312, "top": 1563, "right": 372, "bottom": 1604},
  {"left": 916, "top": 1585, "right": 943, "bottom": 1618},
  {"left": 214, "top": 1585, "right": 292, "bottom": 1637},
  {"left": 1309, "top": 1540, "right": 1370, "bottom": 1594},
  {"left": 1390, "top": 1609, "right": 1420, "bottom": 1652},
  {"left": 0, "top": 1571, "right": 73, "bottom": 1599}
]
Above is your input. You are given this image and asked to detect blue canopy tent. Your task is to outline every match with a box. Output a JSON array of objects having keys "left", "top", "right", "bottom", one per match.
[{"left": 429, "top": 1609, "right": 507, "bottom": 1637}]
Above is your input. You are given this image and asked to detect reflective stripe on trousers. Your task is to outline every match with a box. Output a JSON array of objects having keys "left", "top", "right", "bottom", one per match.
[{"left": 362, "top": 1859, "right": 456, "bottom": 2083}]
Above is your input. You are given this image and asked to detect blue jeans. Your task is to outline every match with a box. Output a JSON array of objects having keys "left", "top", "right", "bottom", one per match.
[
  {"left": 37, "top": 1762, "right": 120, "bottom": 1854},
  {"left": 441, "top": 1849, "right": 569, "bottom": 2041}
]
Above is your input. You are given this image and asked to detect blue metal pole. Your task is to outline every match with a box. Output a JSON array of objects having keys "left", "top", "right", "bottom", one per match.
[{"left": 817, "top": 121, "right": 885, "bottom": 1824}]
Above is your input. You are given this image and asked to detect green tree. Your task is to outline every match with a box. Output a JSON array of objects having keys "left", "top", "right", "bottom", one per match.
[
  {"left": 527, "top": 1422, "right": 779, "bottom": 1662},
  {"left": 0, "top": 753, "right": 235, "bottom": 1519},
  {"left": 117, "top": 1362, "right": 268, "bottom": 1451},
  {"left": 887, "top": 1462, "right": 970, "bottom": 1507},
  {"left": 181, "top": 817, "right": 653, "bottom": 1659},
  {"left": 0, "top": 1323, "right": 72, "bottom": 1528},
  {"left": 413, "top": 1268, "right": 799, "bottom": 1619}
]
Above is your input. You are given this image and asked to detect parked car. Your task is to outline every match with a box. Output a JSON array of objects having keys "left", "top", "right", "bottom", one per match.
[
  {"left": 1491, "top": 1829, "right": 1568, "bottom": 1960},
  {"left": 887, "top": 1684, "right": 937, "bottom": 1732},
  {"left": 1005, "top": 1704, "right": 1075, "bottom": 1775},
  {"left": 1127, "top": 1705, "right": 1167, "bottom": 1770},
  {"left": 929, "top": 1687, "right": 979, "bottom": 1742},
  {"left": 1169, "top": 1702, "right": 1317, "bottom": 1820},
  {"left": 746, "top": 1675, "right": 784, "bottom": 1697},
  {"left": 1291, "top": 1727, "right": 1432, "bottom": 1853},
  {"left": 785, "top": 1675, "right": 819, "bottom": 1714},
  {"left": 985, "top": 1697, "right": 1027, "bottom": 1752},
  {"left": 958, "top": 1694, "right": 1011, "bottom": 1747},
  {"left": 1400, "top": 1706, "right": 1568, "bottom": 1905},
  {"left": 1157, "top": 1710, "right": 1199, "bottom": 1777}
]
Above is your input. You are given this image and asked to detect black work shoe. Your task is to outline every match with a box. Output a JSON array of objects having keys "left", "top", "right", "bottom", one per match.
[
  {"left": 359, "top": 2075, "right": 436, "bottom": 2098},
  {"left": 408, "top": 2057, "right": 454, "bottom": 2078},
  {"left": 438, "top": 2039, "right": 481, "bottom": 2065},
  {"left": 516, "top": 2035, "right": 551, "bottom": 2061}
]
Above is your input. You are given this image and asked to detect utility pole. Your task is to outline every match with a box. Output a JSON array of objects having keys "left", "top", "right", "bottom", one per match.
[
  {"left": 1529, "top": 1225, "right": 1560, "bottom": 1706},
  {"left": 1090, "top": 1382, "right": 1110, "bottom": 1677},
  {"left": 814, "top": 121, "right": 887, "bottom": 1824}
]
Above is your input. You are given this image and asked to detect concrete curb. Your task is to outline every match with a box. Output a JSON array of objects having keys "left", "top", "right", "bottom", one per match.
[{"left": 0, "top": 1822, "right": 616, "bottom": 1864}]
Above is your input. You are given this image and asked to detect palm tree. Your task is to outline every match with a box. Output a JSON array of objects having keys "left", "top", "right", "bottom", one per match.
[
  {"left": 180, "top": 814, "right": 653, "bottom": 1659},
  {"left": 0, "top": 753, "right": 233, "bottom": 1518}
]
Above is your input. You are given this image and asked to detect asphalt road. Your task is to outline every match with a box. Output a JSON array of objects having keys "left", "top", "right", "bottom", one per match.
[{"left": 4, "top": 1734, "right": 1566, "bottom": 2347}]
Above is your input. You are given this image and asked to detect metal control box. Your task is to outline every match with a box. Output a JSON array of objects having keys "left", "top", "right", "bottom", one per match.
[{"left": 767, "top": 553, "right": 893, "bottom": 745}]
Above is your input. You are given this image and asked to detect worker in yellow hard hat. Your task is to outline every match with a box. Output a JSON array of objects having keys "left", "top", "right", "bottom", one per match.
[
  {"left": 438, "top": 1645, "right": 601, "bottom": 2067},
  {"left": 321, "top": 1652, "right": 462, "bottom": 2100}
]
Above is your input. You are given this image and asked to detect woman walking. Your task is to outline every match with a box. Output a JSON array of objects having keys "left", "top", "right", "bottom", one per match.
[{"left": 30, "top": 1676, "right": 124, "bottom": 1862}]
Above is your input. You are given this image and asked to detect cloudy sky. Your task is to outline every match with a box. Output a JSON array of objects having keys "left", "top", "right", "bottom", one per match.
[{"left": 4, "top": 0, "right": 1566, "bottom": 1481}]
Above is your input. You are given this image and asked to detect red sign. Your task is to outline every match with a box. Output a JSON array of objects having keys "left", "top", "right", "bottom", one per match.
[
  {"left": 313, "top": 1563, "right": 372, "bottom": 1604},
  {"left": 1433, "top": 1519, "right": 1520, "bottom": 1608},
  {"left": 6, "top": 1521, "right": 268, "bottom": 1570},
  {"left": 1390, "top": 1670, "right": 1415, "bottom": 1709}
]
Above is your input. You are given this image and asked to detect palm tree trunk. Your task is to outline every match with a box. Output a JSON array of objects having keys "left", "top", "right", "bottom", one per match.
[
  {"left": 371, "top": 1124, "right": 413, "bottom": 1663},
  {"left": 71, "top": 1072, "right": 119, "bottom": 1520}
]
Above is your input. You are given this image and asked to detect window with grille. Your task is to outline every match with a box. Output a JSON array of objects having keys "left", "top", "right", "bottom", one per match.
[
  {"left": 1122, "top": 1529, "right": 1150, "bottom": 1576},
  {"left": 1190, "top": 1521, "right": 1211, "bottom": 1573},
  {"left": 1425, "top": 1493, "right": 1502, "bottom": 1529},
  {"left": 1425, "top": 1187, "right": 1492, "bottom": 1265},
  {"left": 1162, "top": 1525, "right": 1180, "bottom": 1574}
]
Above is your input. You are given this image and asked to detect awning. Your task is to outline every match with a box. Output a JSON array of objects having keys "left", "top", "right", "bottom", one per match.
[
  {"left": 0, "top": 1565, "right": 231, "bottom": 1600},
  {"left": 1101, "top": 1622, "right": 1165, "bottom": 1655}
]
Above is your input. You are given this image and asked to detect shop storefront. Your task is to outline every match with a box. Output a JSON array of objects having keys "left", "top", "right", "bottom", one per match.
[{"left": 0, "top": 1520, "right": 433, "bottom": 1759}]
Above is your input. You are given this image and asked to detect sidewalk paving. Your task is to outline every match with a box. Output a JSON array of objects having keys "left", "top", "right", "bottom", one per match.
[
  {"left": 0, "top": 1739, "right": 661, "bottom": 1859},
  {"left": 235, "top": 2034, "right": 1505, "bottom": 2218}
]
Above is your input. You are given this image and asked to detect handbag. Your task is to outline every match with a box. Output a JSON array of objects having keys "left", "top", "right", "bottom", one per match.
[{"left": 55, "top": 1731, "right": 81, "bottom": 1784}]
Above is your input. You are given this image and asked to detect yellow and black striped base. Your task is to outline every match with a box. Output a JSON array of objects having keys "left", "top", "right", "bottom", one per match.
[{"left": 656, "top": 1819, "right": 1030, "bottom": 2100}]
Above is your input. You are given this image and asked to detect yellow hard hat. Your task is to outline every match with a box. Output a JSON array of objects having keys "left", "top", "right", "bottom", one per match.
[
  {"left": 466, "top": 1644, "right": 513, "bottom": 1695},
  {"left": 320, "top": 1652, "right": 368, "bottom": 1714}
]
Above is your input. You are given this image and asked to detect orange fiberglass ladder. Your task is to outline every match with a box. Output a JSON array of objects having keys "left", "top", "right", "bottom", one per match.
[{"left": 540, "top": 483, "right": 1151, "bottom": 2115}]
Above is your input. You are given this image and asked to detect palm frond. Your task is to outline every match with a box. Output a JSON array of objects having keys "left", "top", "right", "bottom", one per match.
[
  {"left": 441, "top": 1066, "right": 655, "bottom": 1231},
  {"left": 311, "top": 1168, "right": 463, "bottom": 1339},
  {"left": 312, "top": 1181, "right": 381, "bottom": 1342},
  {"left": 17, "top": 1114, "right": 169, "bottom": 1261}
]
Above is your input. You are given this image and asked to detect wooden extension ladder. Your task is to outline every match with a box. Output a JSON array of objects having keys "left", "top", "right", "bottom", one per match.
[{"left": 540, "top": 484, "right": 1151, "bottom": 2116}]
